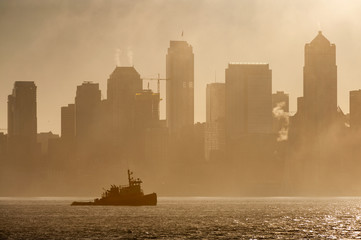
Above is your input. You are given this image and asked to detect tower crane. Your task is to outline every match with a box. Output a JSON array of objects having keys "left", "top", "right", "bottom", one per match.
[{"left": 141, "top": 74, "right": 169, "bottom": 94}]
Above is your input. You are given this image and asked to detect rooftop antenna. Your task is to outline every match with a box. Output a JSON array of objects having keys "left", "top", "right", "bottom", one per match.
[
  {"left": 181, "top": 30, "right": 184, "bottom": 38},
  {"left": 214, "top": 70, "right": 217, "bottom": 83}
]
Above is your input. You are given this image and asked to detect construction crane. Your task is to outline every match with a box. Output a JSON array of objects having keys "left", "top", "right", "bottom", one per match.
[{"left": 142, "top": 74, "right": 169, "bottom": 94}]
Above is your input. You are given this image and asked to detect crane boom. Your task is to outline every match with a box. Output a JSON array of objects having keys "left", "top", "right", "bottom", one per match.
[{"left": 142, "top": 74, "right": 169, "bottom": 93}]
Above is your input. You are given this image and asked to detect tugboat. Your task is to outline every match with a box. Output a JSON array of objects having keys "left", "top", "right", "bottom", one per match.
[{"left": 71, "top": 170, "right": 157, "bottom": 206}]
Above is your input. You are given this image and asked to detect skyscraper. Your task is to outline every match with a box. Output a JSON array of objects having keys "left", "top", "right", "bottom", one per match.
[
  {"left": 75, "top": 82, "right": 101, "bottom": 142},
  {"left": 166, "top": 41, "right": 194, "bottom": 134},
  {"left": 303, "top": 31, "right": 337, "bottom": 130},
  {"left": 7, "top": 81, "right": 37, "bottom": 145},
  {"left": 205, "top": 83, "right": 225, "bottom": 161},
  {"left": 134, "top": 90, "right": 160, "bottom": 130},
  {"left": 350, "top": 90, "right": 361, "bottom": 130},
  {"left": 225, "top": 63, "right": 272, "bottom": 140},
  {"left": 107, "top": 66, "right": 142, "bottom": 142},
  {"left": 61, "top": 103, "right": 75, "bottom": 140}
]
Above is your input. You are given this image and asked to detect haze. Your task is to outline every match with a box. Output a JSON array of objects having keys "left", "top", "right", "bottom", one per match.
[{"left": 1, "top": 0, "right": 361, "bottom": 133}]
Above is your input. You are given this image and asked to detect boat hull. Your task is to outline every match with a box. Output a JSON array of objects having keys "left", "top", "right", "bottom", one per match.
[{"left": 71, "top": 193, "right": 157, "bottom": 206}]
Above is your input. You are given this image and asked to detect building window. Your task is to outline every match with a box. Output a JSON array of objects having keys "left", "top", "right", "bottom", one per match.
[
  {"left": 189, "top": 82, "right": 193, "bottom": 88},
  {"left": 183, "top": 82, "right": 186, "bottom": 88}
]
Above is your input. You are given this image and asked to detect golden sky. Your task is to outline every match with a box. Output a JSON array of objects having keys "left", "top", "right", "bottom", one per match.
[{"left": 1, "top": 0, "right": 361, "bottom": 134}]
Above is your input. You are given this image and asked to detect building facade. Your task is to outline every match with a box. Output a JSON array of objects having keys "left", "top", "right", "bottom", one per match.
[
  {"left": 350, "top": 89, "right": 361, "bottom": 130},
  {"left": 61, "top": 103, "right": 75, "bottom": 140},
  {"left": 7, "top": 81, "right": 37, "bottom": 145},
  {"left": 225, "top": 63, "right": 272, "bottom": 141},
  {"left": 134, "top": 90, "right": 161, "bottom": 130},
  {"left": 107, "top": 66, "right": 142, "bottom": 142},
  {"left": 205, "top": 83, "right": 225, "bottom": 161},
  {"left": 303, "top": 31, "right": 337, "bottom": 131},
  {"left": 75, "top": 82, "right": 101, "bottom": 142},
  {"left": 166, "top": 41, "right": 194, "bottom": 135}
]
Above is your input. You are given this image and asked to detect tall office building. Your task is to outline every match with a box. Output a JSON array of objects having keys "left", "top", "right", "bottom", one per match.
[
  {"left": 225, "top": 63, "right": 272, "bottom": 140},
  {"left": 107, "top": 66, "right": 142, "bottom": 142},
  {"left": 75, "top": 82, "right": 101, "bottom": 141},
  {"left": 134, "top": 90, "right": 160, "bottom": 130},
  {"left": 61, "top": 104, "right": 75, "bottom": 140},
  {"left": 205, "top": 83, "right": 225, "bottom": 160},
  {"left": 303, "top": 31, "right": 337, "bottom": 130},
  {"left": 7, "top": 81, "right": 37, "bottom": 145},
  {"left": 350, "top": 90, "right": 361, "bottom": 130},
  {"left": 166, "top": 41, "right": 194, "bottom": 134},
  {"left": 0, "top": 132, "right": 7, "bottom": 156}
]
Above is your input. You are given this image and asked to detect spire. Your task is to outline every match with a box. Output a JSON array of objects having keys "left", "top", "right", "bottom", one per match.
[{"left": 310, "top": 31, "right": 331, "bottom": 46}]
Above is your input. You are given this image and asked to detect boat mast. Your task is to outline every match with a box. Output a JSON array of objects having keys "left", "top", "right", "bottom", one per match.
[{"left": 128, "top": 169, "right": 131, "bottom": 185}]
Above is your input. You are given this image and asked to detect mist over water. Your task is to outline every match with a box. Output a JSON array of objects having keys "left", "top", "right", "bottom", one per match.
[{"left": 2, "top": 197, "right": 361, "bottom": 239}]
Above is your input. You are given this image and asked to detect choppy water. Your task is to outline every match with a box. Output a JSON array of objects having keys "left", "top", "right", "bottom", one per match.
[{"left": 1, "top": 197, "right": 361, "bottom": 239}]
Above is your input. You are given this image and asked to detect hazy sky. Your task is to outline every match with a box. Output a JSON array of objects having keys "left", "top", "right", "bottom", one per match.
[{"left": 1, "top": 0, "right": 361, "bottom": 134}]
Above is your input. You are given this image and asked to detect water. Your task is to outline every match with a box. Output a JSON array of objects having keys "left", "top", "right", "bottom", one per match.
[{"left": 1, "top": 197, "right": 361, "bottom": 239}]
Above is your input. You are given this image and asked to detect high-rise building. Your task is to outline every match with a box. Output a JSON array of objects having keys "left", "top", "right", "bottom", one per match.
[
  {"left": 303, "top": 31, "right": 337, "bottom": 130},
  {"left": 205, "top": 83, "right": 225, "bottom": 161},
  {"left": 166, "top": 41, "right": 194, "bottom": 134},
  {"left": 37, "top": 132, "right": 59, "bottom": 155},
  {"left": 350, "top": 89, "right": 361, "bottom": 130},
  {"left": 61, "top": 104, "right": 75, "bottom": 140},
  {"left": 75, "top": 82, "right": 101, "bottom": 141},
  {"left": 107, "top": 66, "right": 142, "bottom": 142},
  {"left": 0, "top": 132, "right": 7, "bottom": 156},
  {"left": 134, "top": 90, "right": 160, "bottom": 130},
  {"left": 133, "top": 89, "right": 165, "bottom": 166},
  {"left": 7, "top": 81, "right": 37, "bottom": 145},
  {"left": 225, "top": 63, "right": 272, "bottom": 140}
]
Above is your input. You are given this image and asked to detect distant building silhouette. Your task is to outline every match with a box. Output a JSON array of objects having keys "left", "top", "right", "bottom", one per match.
[
  {"left": 166, "top": 41, "right": 194, "bottom": 135},
  {"left": 225, "top": 63, "right": 272, "bottom": 140},
  {"left": 134, "top": 90, "right": 161, "bottom": 130},
  {"left": 133, "top": 89, "right": 168, "bottom": 169},
  {"left": 0, "top": 132, "right": 7, "bottom": 157},
  {"left": 107, "top": 66, "right": 142, "bottom": 144},
  {"left": 350, "top": 89, "right": 361, "bottom": 130},
  {"left": 75, "top": 82, "right": 101, "bottom": 142},
  {"left": 61, "top": 104, "right": 75, "bottom": 140},
  {"left": 37, "top": 132, "right": 59, "bottom": 155},
  {"left": 291, "top": 31, "right": 338, "bottom": 141},
  {"left": 205, "top": 83, "right": 225, "bottom": 161},
  {"left": 303, "top": 31, "right": 337, "bottom": 131},
  {"left": 7, "top": 81, "right": 37, "bottom": 148}
]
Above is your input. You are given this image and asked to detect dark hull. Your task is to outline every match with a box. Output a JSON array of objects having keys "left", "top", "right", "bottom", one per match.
[{"left": 71, "top": 193, "right": 157, "bottom": 206}]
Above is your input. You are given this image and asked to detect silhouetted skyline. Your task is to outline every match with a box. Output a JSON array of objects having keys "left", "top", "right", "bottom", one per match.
[{"left": 2, "top": 1, "right": 361, "bottom": 133}]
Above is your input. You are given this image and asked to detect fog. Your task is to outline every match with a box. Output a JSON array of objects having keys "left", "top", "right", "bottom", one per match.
[
  {"left": 1, "top": 0, "right": 361, "bottom": 133},
  {"left": 2, "top": 0, "right": 361, "bottom": 197}
]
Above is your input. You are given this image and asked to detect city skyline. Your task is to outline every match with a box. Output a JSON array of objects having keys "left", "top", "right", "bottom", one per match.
[
  {"left": 3, "top": 2, "right": 361, "bottom": 239},
  {"left": 2, "top": 0, "right": 361, "bottom": 134}
]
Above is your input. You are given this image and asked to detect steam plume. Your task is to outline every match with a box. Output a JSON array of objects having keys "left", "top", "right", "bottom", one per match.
[
  {"left": 272, "top": 102, "right": 289, "bottom": 142},
  {"left": 115, "top": 48, "right": 121, "bottom": 66},
  {"left": 127, "top": 47, "right": 133, "bottom": 66}
]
